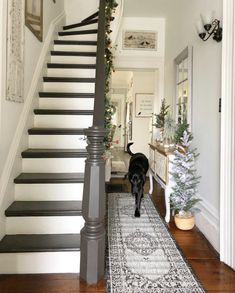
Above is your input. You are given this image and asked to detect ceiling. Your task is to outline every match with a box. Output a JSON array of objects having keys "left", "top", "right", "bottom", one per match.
[{"left": 123, "top": 0, "right": 173, "bottom": 18}]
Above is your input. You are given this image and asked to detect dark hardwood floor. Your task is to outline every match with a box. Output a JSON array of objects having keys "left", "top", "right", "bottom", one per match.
[{"left": 0, "top": 177, "right": 234, "bottom": 293}]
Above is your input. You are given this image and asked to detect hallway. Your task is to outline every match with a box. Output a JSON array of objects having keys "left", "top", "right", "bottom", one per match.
[{"left": 1, "top": 178, "right": 234, "bottom": 292}]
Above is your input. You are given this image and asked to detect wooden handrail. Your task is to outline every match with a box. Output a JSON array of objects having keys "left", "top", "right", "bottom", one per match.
[{"left": 93, "top": 0, "right": 106, "bottom": 127}]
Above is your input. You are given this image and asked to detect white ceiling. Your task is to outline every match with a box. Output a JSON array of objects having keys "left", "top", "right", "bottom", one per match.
[{"left": 123, "top": 0, "right": 173, "bottom": 18}]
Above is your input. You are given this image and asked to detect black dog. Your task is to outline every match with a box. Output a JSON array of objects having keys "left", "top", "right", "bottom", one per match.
[{"left": 127, "top": 142, "right": 149, "bottom": 217}]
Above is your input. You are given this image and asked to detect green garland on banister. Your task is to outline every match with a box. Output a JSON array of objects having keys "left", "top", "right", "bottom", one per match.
[{"left": 104, "top": 0, "right": 118, "bottom": 149}]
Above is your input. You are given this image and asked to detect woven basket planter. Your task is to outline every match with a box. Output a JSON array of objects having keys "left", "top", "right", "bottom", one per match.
[{"left": 174, "top": 213, "right": 195, "bottom": 230}]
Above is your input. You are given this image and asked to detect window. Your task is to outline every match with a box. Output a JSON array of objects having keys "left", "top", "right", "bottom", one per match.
[{"left": 175, "top": 47, "right": 192, "bottom": 126}]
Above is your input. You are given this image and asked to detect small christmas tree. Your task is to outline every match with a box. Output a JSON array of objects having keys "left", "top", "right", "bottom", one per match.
[
  {"left": 170, "top": 131, "right": 201, "bottom": 215},
  {"left": 174, "top": 119, "right": 193, "bottom": 145},
  {"left": 154, "top": 99, "right": 170, "bottom": 129}
]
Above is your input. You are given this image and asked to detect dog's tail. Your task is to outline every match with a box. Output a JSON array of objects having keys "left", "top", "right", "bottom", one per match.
[{"left": 127, "top": 142, "right": 134, "bottom": 156}]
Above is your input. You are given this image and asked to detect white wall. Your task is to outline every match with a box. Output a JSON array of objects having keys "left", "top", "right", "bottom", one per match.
[
  {"left": 115, "top": 17, "right": 165, "bottom": 71},
  {"left": 130, "top": 71, "right": 156, "bottom": 157},
  {"left": 64, "top": 0, "right": 99, "bottom": 25},
  {"left": 0, "top": 0, "right": 65, "bottom": 177},
  {"left": 164, "top": 0, "right": 222, "bottom": 251}
]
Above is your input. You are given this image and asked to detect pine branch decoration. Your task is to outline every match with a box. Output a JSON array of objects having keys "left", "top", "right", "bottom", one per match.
[{"left": 170, "top": 131, "right": 201, "bottom": 214}]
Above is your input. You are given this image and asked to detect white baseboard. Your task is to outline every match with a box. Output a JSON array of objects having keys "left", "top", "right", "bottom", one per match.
[
  {"left": 0, "top": 12, "right": 66, "bottom": 241},
  {"left": 195, "top": 198, "right": 220, "bottom": 252}
]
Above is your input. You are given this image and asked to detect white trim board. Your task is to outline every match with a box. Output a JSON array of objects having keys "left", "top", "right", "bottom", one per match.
[
  {"left": 0, "top": 12, "right": 66, "bottom": 241},
  {"left": 195, "top": 198, "right": 220, "bottom": 252},
  {"left": 220, "top": 0, "right": 235, "bottom": 270}
]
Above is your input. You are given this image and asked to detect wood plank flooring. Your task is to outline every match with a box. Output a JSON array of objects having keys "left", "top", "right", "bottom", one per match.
[{"left": 0, "top": 177, "right": 234, "bottom": 292}]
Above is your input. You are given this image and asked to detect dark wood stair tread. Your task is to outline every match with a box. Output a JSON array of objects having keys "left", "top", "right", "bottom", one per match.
[
  {"left": 54, "top": 40, "right": 97, "bottom": 45},
  {"left": 51, "top": 51, "right": 96, "bottom": 56},
  {"left": 63, "top": 18, "right": 98, "bottom": 30},
  {"left": 34, "top": 109, "right": 93, "bottom": 115},
  {"left": 58, "top": 29, "right": 97, "bottom": 36},
  {"left": 28, "top": 128, "right": 85, "bottom": 135},
  {"left": 39, "top": 92, "right": 95, "bottom": 98},
  {"left": 43, "top": 77, "right": 95, "bottom": 83},
  {"left": 22, "top": 148, "right": 87, "bottom": 158},
  {"left": 47, "top": 63, "right": 96, "bottom": 69},
  {"left": 14, "top": 173, "right": 84, "bottom": 184},
  {"left": 0, "top": 234, "right": 80, "bottom": 253},
  {"left": 81, "top": 11, "right": 99, "bottom": 23},
  {"left": 5, "top": 201, "right": 82, "bottom": 217}
]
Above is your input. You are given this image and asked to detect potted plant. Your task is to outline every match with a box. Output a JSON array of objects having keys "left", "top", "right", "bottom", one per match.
[
  {"left": 153, "top": 98, "right": 170, "bottom": 143},
  {"left": 163, "top": 114, "right": 176, "bottom": 150},
  {"left": 170, "top": 131, "right": 201, "bottom": 230}
]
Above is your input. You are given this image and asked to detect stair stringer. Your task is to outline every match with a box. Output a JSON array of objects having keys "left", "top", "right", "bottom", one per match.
[{"left": 0, "top": 12, "right": 66, "bottom": 241}]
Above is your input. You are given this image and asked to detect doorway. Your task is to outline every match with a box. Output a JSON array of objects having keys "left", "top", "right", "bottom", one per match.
[{"left": 110, "top": 69, "right": 157, "bottom": 175}]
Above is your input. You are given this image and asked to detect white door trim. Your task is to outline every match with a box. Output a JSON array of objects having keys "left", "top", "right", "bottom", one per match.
[{"left": 220, "top": 0, "right": 235, "bottom": 270}]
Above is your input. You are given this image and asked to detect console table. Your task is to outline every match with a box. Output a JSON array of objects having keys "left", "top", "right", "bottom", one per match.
[{"left": 148, "top": 143, "right": 174, "bottom": 223}]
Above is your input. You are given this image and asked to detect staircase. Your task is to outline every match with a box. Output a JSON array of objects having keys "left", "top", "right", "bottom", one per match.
[{"left": 0, "top": 11, "right": 100, "bottom": 275}]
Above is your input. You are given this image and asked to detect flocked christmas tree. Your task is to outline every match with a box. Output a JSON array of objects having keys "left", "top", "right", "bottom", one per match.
[{"left": 170, "top": 131, "right": 201, "bottom": 215}]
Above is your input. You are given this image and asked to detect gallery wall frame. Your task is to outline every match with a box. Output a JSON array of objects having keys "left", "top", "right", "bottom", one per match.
[
  {"left": 123, "top": 30, "right": 158, "bottom": 51},
  {"left": 25, "top": 0, "right": 43, "bottom": 42},
  {"left": 135, "top": 93, "right": 154, "bottom": 117}
]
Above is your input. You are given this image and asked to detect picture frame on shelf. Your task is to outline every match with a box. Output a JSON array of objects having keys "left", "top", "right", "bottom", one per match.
[
  {"left": 25, "top": 0, "right": 43, "bottom": 42},
  {"left": 123, "top": 30, "right": 158, "bottom": 51},
  {"left": 135, "top": 93, "right": 154, "bottom": 117}
]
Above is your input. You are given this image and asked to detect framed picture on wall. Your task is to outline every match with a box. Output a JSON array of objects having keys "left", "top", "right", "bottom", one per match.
[
  {"left": 25, "top": 0, "right": 43, "bottom": 42},
  {"left": 135, "top": 93, "right": 154, "bottom": 117},
  {"left": 123, "top": 30, "right": 158, "bottom": 51}
]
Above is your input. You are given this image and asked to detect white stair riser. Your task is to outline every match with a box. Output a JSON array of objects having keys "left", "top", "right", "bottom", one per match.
[
  {"left": 39, "top": 98, "right": 94, "bottom": 110},
  {"left": 0, "top": 252, "right": 80, "bottom": 274},
  {"left": 50, "top": 55, "right": 96, "bottom": 64},
  {"left": 29, "top": 135, "right": 87, "bottom": 149},
  {"left": 22, "top": 158, "right": 86, "bottom": 173},
  {"left": 64, "top": 23, "right": 98, "bottom": 32},
  {"left": 58, "top": 34, "right": 97, "bottom": 41},
  {"left": 54, "top": 44, "right": 96, "bottom": 52},
  {"left": 6, "top": 216, "right": 84, "bottom": 234},
  {"left": 15, "top": 183, "right": 84, "bottom": 201},
  {"left": 34, "top": 114, "right": 93, "bottom": 128},
  {"left": 47, "top": 68, "right": 96, "bottom": 78},
  {"left": 43, "top": 82, "right": 95, "bottom": 93}
]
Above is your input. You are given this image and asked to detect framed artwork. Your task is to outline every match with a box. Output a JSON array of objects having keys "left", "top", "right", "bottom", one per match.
[
  {"left": 135, "top": 94, "right": 154, "bottom": 117},
  {"left": 25, "top": 0, "right": 43, "bottom": 42},
  {"left": 123, "top": 30, "right": 157, "bottom": 51}
]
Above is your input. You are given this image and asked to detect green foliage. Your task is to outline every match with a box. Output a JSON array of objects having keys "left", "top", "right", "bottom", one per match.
[
  {"left": 104, "top": 0, "right": 118, "bottom": 149},
  {"left": 154, "top": 99, "right": 170, "bottom": 128},
  {"left": 174, "top": 119, "right": 193, "bottom": 145},
  {"left": 170, "top": 131, "right": 201, "bottom": 214},
  {"left": 163, "top": 115, "right": 176, "bottom": 144}
]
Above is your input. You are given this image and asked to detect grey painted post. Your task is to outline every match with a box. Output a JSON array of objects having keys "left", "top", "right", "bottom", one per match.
[
  {"left": 80, "top": 0, "right": 106, "bottom": 284},
  {"left": 80, "top": 127, "right": 106, "bottom": 283}
]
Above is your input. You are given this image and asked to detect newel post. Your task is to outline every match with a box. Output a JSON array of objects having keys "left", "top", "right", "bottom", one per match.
[
  {"left": 80, "top": 127, "right": 106, "bottom": 284},
  {"left": 80, "top": 0, "right": 106, "bottom": 283}
]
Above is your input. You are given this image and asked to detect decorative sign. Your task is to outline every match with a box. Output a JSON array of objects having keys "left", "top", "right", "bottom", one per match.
[
  {"left": 135, "top": 94, "right": 154, "bottom": 117},
  {"left": 123, "top": 30, "right": 157, "bottom": 51},
  {"left": 6, "top": 0, "right": 24, "bottom": 103}
]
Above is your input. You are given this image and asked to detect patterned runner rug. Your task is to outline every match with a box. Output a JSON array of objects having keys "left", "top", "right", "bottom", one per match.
[{"left": 106, "top": 193, "right": 205, "bottom": 293}]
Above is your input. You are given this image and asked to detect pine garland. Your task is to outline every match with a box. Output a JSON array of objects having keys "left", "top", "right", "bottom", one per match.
[
  {"left": 104, "top": 0, "right": 118, "bottom": 149},
  {"left": 170, "top": 131, "right": 201, "bottom": 214}
]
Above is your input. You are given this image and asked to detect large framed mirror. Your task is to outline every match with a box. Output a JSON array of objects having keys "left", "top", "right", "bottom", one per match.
[
  {"left": 25, "top": 0, "right": 43, "bottom": 42},
  {"left": 174, "top": 46, "right": 193, "bottom": 126}
]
